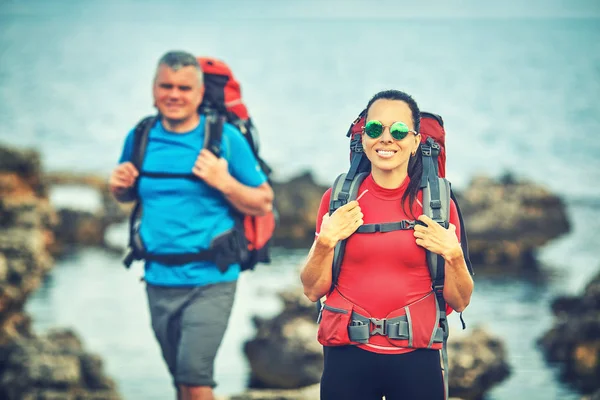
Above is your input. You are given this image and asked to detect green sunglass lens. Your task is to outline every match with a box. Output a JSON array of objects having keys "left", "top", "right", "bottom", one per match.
[
  {"left": 390, "top": 122, "right": 409, "bottom": 140},
  {"left": 365, "top": 121, "right": 383, "bottom": 138}
]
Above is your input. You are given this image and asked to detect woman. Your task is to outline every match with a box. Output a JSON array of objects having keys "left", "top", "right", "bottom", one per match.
[{"left": 300, "top": 89, "right": 474, "bottom": 399}]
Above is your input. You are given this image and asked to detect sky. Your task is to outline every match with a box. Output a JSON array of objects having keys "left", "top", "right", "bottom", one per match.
[{"left": 1, "top": 0, "right": 600, "bottom": 19}]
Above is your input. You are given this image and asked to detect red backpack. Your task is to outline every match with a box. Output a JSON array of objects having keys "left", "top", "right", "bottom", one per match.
[
  {"left": 321, "top": 108, "right": 473, "bottom": 400},
  {"left": 123, "top": 57, "right": 276, "bottom": 272}
]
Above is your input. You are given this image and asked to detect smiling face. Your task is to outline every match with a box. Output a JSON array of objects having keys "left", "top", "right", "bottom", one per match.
[
  {"left": 362, "top": 99, "right": 421, "bottom": 182},
  {"left": 153, "top": 64, "right": 204, "bottom": 131}
]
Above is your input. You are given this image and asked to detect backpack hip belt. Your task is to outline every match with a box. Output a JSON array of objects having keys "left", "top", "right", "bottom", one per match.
[
  {"left": 317, "top": 289, "right": 445, "bottom": 350},
  {"left": 125, "top": 222, "right": 247, "bottom": 273}
]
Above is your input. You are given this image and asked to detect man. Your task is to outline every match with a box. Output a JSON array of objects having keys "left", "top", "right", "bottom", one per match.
[{"left": 109, "top": 51, "right": 273, "bottom": 400}]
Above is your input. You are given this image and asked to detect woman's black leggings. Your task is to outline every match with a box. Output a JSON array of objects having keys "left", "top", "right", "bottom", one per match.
[{"left": 320, "top": 346, "right": 444, "bottom": 400}]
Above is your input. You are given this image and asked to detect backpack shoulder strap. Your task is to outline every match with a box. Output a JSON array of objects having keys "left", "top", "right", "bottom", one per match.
[
  {"left": 118, "top": 115, "right": 156, "bottom": 204},
  {"left": 132, "top": 115, "right": 157, "bottom": 171},
  {"left": 422, "top": 177, "right": 451, "bottom": 280},
  {"left": 122, "top": 115, "right": 156, "bottom": 268},
  {"left": 450, "top": 188, "right": 474, "bottom": 276},
  {"left": 330, "top": 171, "right": 369, "bottom": 291},
  {"left": 422, "top": 167, "right": 451, "bottom": 400},
  {"left": 420, "top": 136, "right": 441, "bottom": 189},
  {"left": 203, "top": 112, "right": 224, "bottom": 157}
]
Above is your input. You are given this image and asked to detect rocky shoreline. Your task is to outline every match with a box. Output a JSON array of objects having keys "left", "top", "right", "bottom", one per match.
[
  {"left": 0, "top": 145, "right": 121, "bottom": 399},
  {"left": 1, "top": 142, "right": 595, "bottom": 400},
  {"left": 538, "top": 268, "right": 600, "bottom": 398}
]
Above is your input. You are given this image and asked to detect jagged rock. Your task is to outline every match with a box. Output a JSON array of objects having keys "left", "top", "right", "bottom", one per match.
[
  {"left": 0, "top": 186, "right": 55, "bottom": 342},
  {"left": 538, "top": 269, "right": 600, "bottom": 394},
  {"left": 0, "top": 329, "right": 120, "bottom": 400},
  {"left": 244, "top": 289, "right": 323, "bottom": 389},
  {"left": 456, "top": 174, "right": 570, "bottom": 271},
  {"left": 0, "top": 143, "right": 122, "bottom": 399},
  {"left": 448, "top": 328, "right": 511, "bottom": 399},
  {"left": 54, "top": 209, "right": 110, "bottom": 248},
  {"left": 0, "top": 146, "right": 46, "bottom": 198},
  {"left": 271, "top": 171, "right": 329, "bottom": 249},
  {"left": 0, "top": 224, "right": 52, "bottom": 343}
]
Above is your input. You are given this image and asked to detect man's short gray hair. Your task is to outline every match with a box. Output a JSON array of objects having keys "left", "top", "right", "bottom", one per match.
[{"left": 155, "top": 50, "right": 203, "bottom": 85}]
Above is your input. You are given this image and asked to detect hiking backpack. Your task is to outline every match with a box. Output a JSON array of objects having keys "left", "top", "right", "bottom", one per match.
[
  {"left": 322, "top": 109, "right": 474, "bottom": 400},
  {"left": 121, "top": 57, "right": 276, "bottom": 273}
]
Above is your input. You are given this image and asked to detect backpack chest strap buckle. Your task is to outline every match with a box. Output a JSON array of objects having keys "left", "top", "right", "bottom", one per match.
[{"left": 370, "top": 318, "right": 386, "bottom": 336}]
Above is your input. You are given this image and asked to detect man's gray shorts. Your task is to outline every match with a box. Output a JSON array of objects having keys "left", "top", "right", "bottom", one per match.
[{"left": 146, "top": 281, "right": 237, "bottom": 388}]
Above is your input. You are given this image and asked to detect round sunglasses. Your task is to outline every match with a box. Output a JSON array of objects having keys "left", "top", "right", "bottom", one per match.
[{"left": 363, "top": 120, "right": 418, "bottom": 141}]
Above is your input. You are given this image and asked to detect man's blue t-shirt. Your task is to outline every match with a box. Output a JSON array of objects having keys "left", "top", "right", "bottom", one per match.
[{"left": 118, "top": 115, "right": 267, "bottom": 287}]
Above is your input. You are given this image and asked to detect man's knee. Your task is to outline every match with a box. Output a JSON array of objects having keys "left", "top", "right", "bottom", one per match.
[{"left": 179, "top": 384, "right": 214, "bottom": 400}]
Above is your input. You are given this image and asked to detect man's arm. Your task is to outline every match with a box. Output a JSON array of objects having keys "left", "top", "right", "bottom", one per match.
[
  {"left": 192, "top": 149, "right": 273, "bottom": 216},
  {"left": 110, "top": 130, "right": 138, "bottom": 203},
  {"left": 109, "top": 162, "right": 139, "bottom": 203},
  {"left": 219, "top": 179, "right": 273, "bottom": 216}
]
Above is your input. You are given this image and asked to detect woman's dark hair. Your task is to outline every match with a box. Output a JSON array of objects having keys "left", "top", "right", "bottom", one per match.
[{"left": 365, "top": 90, "right": 423, "bottom": 218}]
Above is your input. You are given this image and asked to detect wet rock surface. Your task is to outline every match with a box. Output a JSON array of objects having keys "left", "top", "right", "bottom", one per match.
[
  {"left": 539, "top": 269, "right": 600, "bottom": 395},
  {"left": 0, "top": 144, "right": 121, "bottom": 400},
  {"left": 455, "top": 174, "right": 570, "bottom": 272}
]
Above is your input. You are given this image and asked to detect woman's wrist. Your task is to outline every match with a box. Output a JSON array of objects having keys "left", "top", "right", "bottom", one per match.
[
  {"left": 316, "top": 233, "right": 337, "bottom": 250},
  {"left": 442, "top": 244, "right": 463, "bottom": 262}
]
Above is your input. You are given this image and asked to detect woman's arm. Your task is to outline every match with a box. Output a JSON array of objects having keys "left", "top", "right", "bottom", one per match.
[
  {"left": 300, "top": 234, "right": 336, "bottom": 302},
  {"left": 300, "top": 200, "right": 364, "bottom": 302},
  {"left": 413, "top": 214, "right": 474, "bottom": 312},
  {"left": 439, "top": 243, "right": 473, "bottom": 312}
]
